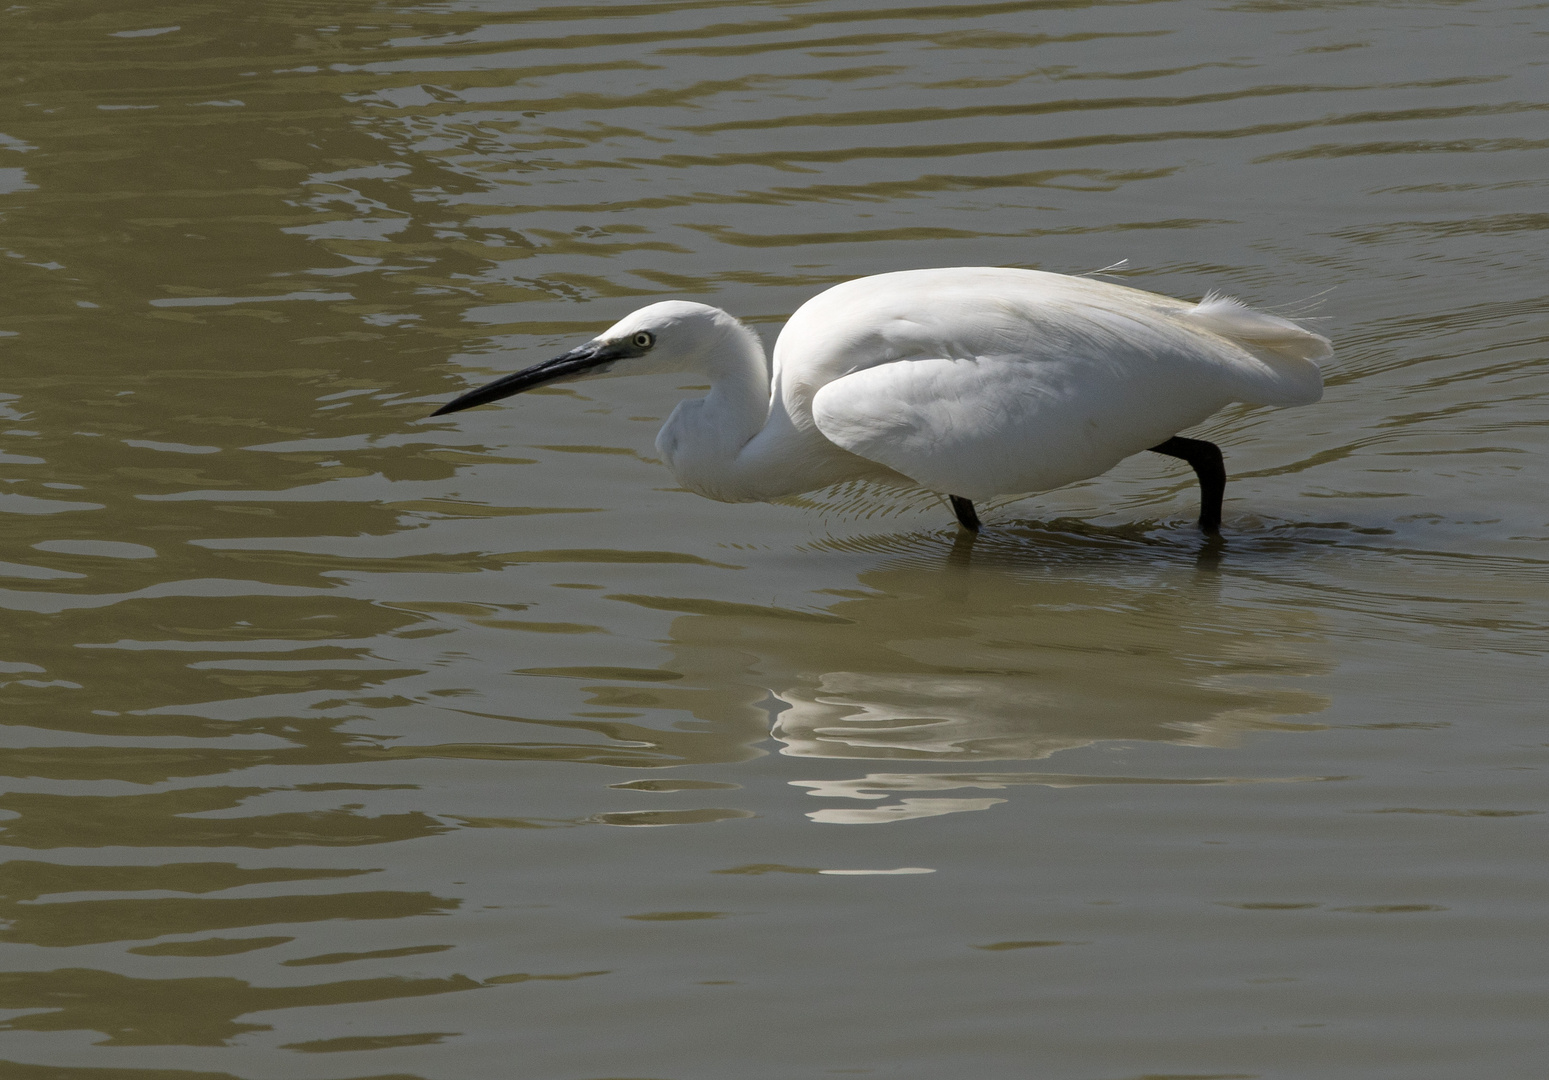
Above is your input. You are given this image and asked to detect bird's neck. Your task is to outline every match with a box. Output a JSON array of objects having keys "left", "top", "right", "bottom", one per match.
[
  {"left": 656, "top": 318, "right": 778, "bottom": 502},
  {"left": 705, "top": 318, "right": 773, "bottom": 440}
]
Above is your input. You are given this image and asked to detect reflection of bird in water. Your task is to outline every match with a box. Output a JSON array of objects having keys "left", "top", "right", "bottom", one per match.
[
  {"left": 626, "top": 555, "right": 1330, "bottom": 766},
  {"left": 431, "top": 267, "right": 1331, "bottom": 533},
  {"left": 761, "top": 565, "right": 1329, "bottom": 763}
]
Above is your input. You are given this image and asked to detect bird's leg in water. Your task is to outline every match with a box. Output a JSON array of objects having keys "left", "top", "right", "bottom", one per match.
[
  {"left": 1148, "top": 436, "right": 1224, "bottom": 533},
  {"left": 948, "top": 495, "right": 981, "bottom": 533}
]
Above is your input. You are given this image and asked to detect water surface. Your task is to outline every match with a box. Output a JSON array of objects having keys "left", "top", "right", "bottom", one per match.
[{"left": 2, "top": 2, "right": 1546, "bottom": 1078}]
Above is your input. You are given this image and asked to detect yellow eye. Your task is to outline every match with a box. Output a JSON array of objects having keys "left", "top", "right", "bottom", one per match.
[{"left": 632, "top": 331, "right": 654, "bottom": 349}]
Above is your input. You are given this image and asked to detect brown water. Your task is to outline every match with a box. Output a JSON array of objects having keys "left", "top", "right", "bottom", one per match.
[{"left": 2, "top": 2, "right": 1546, "bottom": 1078}]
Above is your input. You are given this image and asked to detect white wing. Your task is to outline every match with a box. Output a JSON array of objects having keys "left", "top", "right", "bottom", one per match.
[{"left": 796, "top": 268, "right": 1328, "bottom": 500}]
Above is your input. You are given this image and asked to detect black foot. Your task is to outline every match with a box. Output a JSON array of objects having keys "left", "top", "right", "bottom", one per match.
[
  {"left": 948, "top": 495, "right": 981, "bottom": 533},
  {"left": 1148, "top": 436, "right": 1225, "bottom": 533}
]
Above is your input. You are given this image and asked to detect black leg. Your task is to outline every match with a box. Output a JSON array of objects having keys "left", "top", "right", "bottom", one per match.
[
  {"left": 1148, "top": 436, "right": 1224, "bottom": 533},
  {"left": 948, "top": 495, "right": 981, "bottom": 533}
]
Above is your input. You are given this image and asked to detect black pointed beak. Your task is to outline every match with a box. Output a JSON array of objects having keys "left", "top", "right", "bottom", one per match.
[{"left": 430, "top": 341, "right": 626, "bottom": 417}]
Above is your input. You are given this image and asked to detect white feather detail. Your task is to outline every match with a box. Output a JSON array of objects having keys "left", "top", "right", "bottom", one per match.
[{"left": 1183, "top": 291, "right": 1330, "bottom": 406}]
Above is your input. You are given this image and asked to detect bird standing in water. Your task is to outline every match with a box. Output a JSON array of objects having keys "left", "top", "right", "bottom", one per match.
[{"left": 429, "top": 267, "right": 1330, "bottom": 534}]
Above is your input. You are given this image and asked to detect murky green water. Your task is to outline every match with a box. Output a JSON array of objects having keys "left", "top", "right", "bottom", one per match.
[{"left": 2, "top": 2, "right": 1546, "bottom": 1077}]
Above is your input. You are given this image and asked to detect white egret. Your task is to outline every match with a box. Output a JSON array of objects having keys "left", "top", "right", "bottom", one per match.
[{"left": 430, "top": 267, "right": 1330, "bottom": 533}]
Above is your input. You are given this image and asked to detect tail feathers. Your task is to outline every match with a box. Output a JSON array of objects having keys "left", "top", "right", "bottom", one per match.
[{"left": 1187, "top": 293, "right": 1330, "bottom": 406}]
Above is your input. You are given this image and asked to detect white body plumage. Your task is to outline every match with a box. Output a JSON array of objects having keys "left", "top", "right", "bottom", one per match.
[{"left": 431, "top": 266, "right": 1331, "bottom": 526}]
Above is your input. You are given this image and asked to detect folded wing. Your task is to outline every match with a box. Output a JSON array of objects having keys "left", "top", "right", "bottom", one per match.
[{"left": 806, "top": 273, "right": 1329, "bottom": 501}]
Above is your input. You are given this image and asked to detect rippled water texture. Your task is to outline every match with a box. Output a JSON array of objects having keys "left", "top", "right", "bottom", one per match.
[{"left": 2, "top": 2, "right": 1547, "bottom": 1077}]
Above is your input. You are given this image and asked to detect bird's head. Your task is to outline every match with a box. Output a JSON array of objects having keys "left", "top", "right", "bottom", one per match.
[{"left": 429, "top": 301, "right": 748, "bottom": 417}]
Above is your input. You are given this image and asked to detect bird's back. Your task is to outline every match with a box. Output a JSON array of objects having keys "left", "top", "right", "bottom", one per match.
[{"left": 782, "top": 267, "right": 1328, "bottom": 500}]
